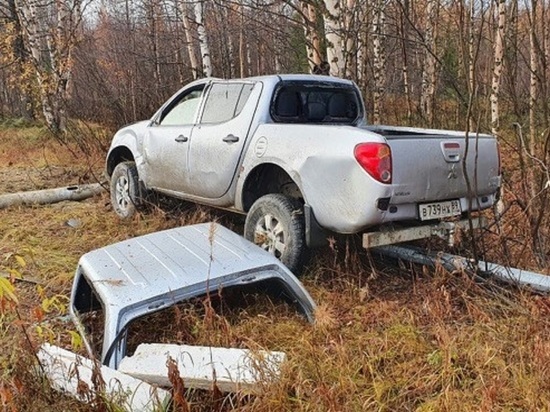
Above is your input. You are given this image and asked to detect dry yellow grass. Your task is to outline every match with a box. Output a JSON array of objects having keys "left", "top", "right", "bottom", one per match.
[{"left": 1, "top": 125, "right": 550, "bottom": 411}]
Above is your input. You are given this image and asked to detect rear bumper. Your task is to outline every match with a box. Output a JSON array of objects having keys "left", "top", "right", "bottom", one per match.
[{"left": 363, "top": 217, "right": 486, "bottom": 248}]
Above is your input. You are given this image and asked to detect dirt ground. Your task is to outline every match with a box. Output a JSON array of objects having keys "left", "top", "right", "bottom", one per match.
[
  {"left": 0, "top": 165, "right": 84, "bottom": 193},
  {"left": 0, "top": 125, "right": 106, "bottom": 192}
]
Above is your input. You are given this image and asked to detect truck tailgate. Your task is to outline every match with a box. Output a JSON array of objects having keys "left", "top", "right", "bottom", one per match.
[{"left": 364, "top": 126, "right": 500, "bottom": 205}]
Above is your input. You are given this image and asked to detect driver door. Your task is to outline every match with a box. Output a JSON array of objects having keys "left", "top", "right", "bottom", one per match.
[{"left": 143, "top": 84, "right": 207, "bottom": 193}]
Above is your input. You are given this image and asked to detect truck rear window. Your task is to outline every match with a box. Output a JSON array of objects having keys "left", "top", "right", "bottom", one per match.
[{"left": 271, "top": 82, "right": 361, "bottom": 125}]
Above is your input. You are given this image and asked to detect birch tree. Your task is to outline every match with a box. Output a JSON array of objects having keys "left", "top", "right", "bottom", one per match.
[
  {"left": 0, "top": 0, "right": 35, "bottom": 119},
  {"left": 179, "top": 0, "right": 199, "bottom": 79},
  {"left": 324, "top": 0, "right": 345, "bottom": 76},
  {"left": 15, "top": 0, "right": 86, "bottom": 133},
  {"left": 490, "top": 0, "right": 506, "bottom": 136},
  {"left": 372, "top": 0, "right": 386, "bottom": 124},
  {"left": 194, "top": 0, "right": 212, "bottom": 77},
  {"left": 420, "top": 0, "right": 439, "bottom": 126}
]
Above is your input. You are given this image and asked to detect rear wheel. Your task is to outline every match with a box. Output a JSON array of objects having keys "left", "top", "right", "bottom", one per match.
[
  {"left": 244, "top": 194, "right": 308, "bottom": 274},
  {"left": 110, "top": 161, "right": 145, "bottom": 219}
]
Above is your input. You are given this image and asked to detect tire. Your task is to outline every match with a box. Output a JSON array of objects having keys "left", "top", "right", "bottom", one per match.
[
  {"left": 244, "top": 193, "right": 308, "bottom": 274},
  {"left": 110, "top": 161, "right": 145, "bottom": 219}
]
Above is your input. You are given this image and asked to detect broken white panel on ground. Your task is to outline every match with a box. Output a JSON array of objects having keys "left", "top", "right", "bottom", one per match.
[
  {"left": 118, "top": 343, "right": 286, "bottom": 393},
  {"left": 37, "top": 343, "right": 169, "bottom": 412}
]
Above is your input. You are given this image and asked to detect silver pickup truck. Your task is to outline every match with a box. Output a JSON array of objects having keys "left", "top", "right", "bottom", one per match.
[{"left": 106, "top": 74, "right": 501, "bottom": 272}]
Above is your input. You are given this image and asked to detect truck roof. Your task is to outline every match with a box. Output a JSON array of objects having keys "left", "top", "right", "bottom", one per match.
[{"left": 75, "top": 223, "right": 313, "bottom": 313}]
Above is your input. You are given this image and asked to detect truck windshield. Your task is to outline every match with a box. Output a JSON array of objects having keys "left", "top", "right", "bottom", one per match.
[{"left": 271, "top": 82, "right": 361, "bottom": 125}]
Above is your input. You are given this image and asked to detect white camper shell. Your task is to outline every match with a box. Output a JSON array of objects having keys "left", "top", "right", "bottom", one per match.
[{"left": 70, "top": 223, "right": 316, "bottom": 369}]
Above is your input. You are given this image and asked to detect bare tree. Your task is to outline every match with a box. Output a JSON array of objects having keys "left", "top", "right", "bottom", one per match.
[
  {"left": 398, "top": 0, "right": 412, "bottom": 122},
  {"left": 526, "top": 0, "right": 541, "bottom": 207},
  {"left": 302, "top": 1, "right": 322, "bottom": 73}
]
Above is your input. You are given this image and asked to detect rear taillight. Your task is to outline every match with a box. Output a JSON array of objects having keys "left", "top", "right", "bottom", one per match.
[{"left": 354, "top": 143, "right": 392, "bottom": 184}]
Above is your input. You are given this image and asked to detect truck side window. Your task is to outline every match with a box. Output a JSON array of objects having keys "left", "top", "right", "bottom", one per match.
[
  {"left": 235, "top": 84, "right": 254, "bottom": 116},
  {"left": 159, "top": 87, "right": 204, "bottom": 126},
  {"left": 200, "top": 83, "right": 253, "bottom": 124}
]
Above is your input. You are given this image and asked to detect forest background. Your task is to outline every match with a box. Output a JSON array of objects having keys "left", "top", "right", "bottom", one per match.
[
  {"left": 0, "top": 0, "right": 548, "bottom": 137},
  {"left": 1, "top": 1, "right": 550, "bottom": 410}
]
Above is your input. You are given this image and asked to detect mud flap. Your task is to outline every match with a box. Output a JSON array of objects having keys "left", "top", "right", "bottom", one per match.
[{"left": 304, "top": 204, "right": 329, "bottom": 248}]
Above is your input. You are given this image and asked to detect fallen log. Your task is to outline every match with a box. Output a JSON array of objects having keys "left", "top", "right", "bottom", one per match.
[{"left": 0, "top": 183, "right": 104, "bottom": 209}]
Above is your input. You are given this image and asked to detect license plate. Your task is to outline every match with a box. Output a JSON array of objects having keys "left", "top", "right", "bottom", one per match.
[{"left": 419, "top": 200, "right": 461, "bottom": 221}]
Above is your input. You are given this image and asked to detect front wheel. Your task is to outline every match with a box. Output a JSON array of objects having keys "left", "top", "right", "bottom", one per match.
[
  {"left": 110, "top": 161, "right": 145, "bottom": 219},
  {"left": 244, "top": 194, "right": 308, "bottom": 274}
]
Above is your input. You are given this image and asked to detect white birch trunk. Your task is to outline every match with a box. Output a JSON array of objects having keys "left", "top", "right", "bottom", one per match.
[
  {"left": 420, "top": 0, "right": 438, "bottom": 126},
  {"left": 15, "top": 0, "right": 77, "bottom": 133},
  {"left": 194, "top": 0, "right": 212, "bottom": 77},
  {"left": 324, "top": 0, "right": 345, "bottom": 76},
  {"left": 372, "top": 0, "right": 386, "bottom": 125},
  {"left": 180, "top": 2, "right": 199, "bottom": 80},
  {"left": 490, "top": 0, "right": 506, "bottom": 136}
]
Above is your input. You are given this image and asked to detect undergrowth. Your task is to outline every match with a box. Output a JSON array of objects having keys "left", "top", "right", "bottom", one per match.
[{"left": 1, "top": 126, "right": 550, "bottom": 411}]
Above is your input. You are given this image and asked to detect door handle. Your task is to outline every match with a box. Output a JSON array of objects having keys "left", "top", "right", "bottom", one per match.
[
  {"left": 222, "top": 134, "right": 239, "bottom": 143},
  {"left": 175, "top": 135, "right": 188, "bottom": 142}
]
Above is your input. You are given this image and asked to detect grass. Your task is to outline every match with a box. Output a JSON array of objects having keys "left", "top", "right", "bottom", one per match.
[{"left": 1, "top": 126, "right": 550, "bottom": 411}]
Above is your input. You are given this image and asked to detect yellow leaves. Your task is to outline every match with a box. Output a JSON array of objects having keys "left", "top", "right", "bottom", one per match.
[
  {"left": 0, "top": 277, "right": 18, "bottom": 307},
  {"left": 37, "top": 284, "right": 68, "bottom": 316},
  {"left": 0, "top": 250, "right": 23, "bottom": 311},
  {"left": 35, "top": 324, "right": 55, "bottom": 342},
  {"left": 40, "top": 294, "right": 68, "bottom": 315},
  {"left": 69, "top": 330, "right": 83, "bottom": 350},
  {"left": 14, "top": 255, "right": 26, "bottom": 269}
]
